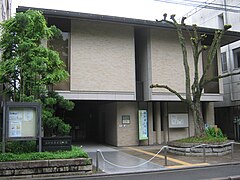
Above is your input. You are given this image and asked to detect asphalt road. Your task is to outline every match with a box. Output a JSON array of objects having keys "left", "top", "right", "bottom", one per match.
[{"left": 55, "top": 163, "right": 240, "bottom": 180}]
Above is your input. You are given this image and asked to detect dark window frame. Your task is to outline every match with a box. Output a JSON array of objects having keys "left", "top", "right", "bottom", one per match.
[
  {"left": 221, "top": 52, "right": 227, "bottom": 73},
  {"left": 233, "top": 48, "right": 240, "bottom": 69}
]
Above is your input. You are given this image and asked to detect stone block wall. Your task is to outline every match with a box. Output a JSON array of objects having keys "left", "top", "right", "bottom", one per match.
[
  {"left": 0, "top": 158, "right": 92, "bottom": 177},
  {"left": 168, "top": 141, "right": 232, "bottom": 156}
]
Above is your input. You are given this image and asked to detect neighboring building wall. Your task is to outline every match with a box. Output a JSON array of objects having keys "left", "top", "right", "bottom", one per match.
[
  {"left": 70, "top": 20, "right": 136, "bottom": 100},
  {"left": 191, "top": 0, "right": 240, "bottom": 31},
  {"left": 220, "top": 41, "right": 240, "bottom": 104},
  {"left": 0, "top": 0, "right": 11, "bottom": 22}
]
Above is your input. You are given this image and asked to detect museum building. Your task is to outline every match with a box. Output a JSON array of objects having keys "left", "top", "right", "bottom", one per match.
[{"left": 17, "top": 6, "right": 240, "bottom": 146}]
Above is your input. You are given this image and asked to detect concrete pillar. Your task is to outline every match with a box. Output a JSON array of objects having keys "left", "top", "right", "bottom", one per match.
[
  {"left": 148, "top": 102, "right": 154, "bottom": 145},
  {"left": 155, "top": 102, "right": 161, "bottom": 144},
  {"left": 162, "top": 102, "right": 168, "bottom": 144},
  {"left": 203, "top": 102, "right": 215, "bottom": 126}
]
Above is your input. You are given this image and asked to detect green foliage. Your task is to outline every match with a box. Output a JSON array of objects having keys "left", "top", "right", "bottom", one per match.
[
  {"left": 0, "top": 10, "right": 74, "bottom": 137},
  {"left": 205, "top": 127, "right": 225, "bottom": 138},
  {"left": 42, "top": 92, "right": 74, "bottom": 136},
  {"left": 0, "top": 10, "right": 68, "bottom": 101},
  {"left": 0, "top": 141, "right": 36, "bottom": 153},
  {"left": 176, "top": 136, "right": 227, "bottom": 143},
  {"left": 176, "top": 127, "right": 227, "bottom": 144},
  {"left": 0, "top": 146, "right": 88, "bottom": 162}
]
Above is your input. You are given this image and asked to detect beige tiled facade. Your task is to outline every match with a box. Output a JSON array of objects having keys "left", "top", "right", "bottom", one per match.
[
  {"left": 62, "top": 17, "right": 217, "bottom": 146},
  {"left": 151, "top": 29, "right": 200, "bottom": 93},
  {"left": 71, "top": 20, "right": 135, "bottom": 93}
]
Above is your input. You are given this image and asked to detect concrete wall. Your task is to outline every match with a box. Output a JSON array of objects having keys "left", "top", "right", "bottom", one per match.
[
  {"left": 0, "top": 0, "right": 11, "bottom": 22},
  {"left": 71, "top": 20, "right": 135, "bottom": 94},
  {"left": 215, "top": 40, "right": 240, "bottom": 107},
  {"left": 191, "top": 0, "right": 240, "bottom": 31},
  {"left": 116, "top": 102, "right": 139, "bottom": 146}
]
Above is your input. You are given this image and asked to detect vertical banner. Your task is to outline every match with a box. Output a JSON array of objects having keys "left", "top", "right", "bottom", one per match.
[{"left": 138, "top": 110, "right": 148, "bottom": 140}]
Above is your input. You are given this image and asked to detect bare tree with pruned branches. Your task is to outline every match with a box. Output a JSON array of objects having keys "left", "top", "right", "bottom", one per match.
[{"left": 151, "top": 14, "right": 240, "bottom": 136}]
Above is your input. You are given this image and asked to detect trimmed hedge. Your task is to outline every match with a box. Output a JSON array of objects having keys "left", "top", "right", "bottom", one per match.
[
  {"left": 176, "top": 136, "right": 228, "bottom": 144},
  {"left": 0, "top": 146, "right": 88, "bottom": 162}
]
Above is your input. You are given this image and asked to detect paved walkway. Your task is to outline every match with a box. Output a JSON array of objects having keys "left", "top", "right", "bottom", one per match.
[
  {"left": 80, "top": 142, "right": 240, "bottom": 174},
  {"left": 81, "top": 143, "right": 164, "bottom": 174}
]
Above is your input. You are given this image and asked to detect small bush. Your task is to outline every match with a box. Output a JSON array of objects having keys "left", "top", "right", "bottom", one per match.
[
  {"left": 205, "top": 127, "right": 225, "bottom": 138},
  {"left": 0, "top": 141, "right": 36, "bottom": 153}
]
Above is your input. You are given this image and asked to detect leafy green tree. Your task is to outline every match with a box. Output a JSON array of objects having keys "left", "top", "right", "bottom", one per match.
[{"left": 0, "top": 10, "right": 73, "bottom": 136}]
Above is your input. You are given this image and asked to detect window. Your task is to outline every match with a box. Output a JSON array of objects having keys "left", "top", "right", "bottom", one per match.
[
  {"left": 47, "top": 17, "right": 71, "bottom": 91},
  {"left": 221, "top": 52, "right": 227, "bottom": 72},
  {"left": 233, "top": 48, "right": 240, "bottom": 69}
]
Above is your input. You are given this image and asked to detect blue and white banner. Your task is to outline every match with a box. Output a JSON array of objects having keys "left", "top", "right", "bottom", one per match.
[{"left": 138, "top": 110, "right": 148, "bottom": 140}]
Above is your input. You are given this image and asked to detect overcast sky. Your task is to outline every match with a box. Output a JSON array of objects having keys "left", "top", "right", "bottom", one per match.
[{"left": 12, "top": 0, "right": 201, "bottom": 22}]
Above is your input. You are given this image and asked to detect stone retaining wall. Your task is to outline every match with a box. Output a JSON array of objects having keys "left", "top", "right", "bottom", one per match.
[
  {"left": 167, "top": 141, "right": 232, "bottom": 156},
  {"left": 0, "top": 158, "right": 92, "bottom": 176}
]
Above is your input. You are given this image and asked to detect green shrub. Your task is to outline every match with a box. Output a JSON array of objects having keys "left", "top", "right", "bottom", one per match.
[
  {"left": 176, "top": 136, "right": 227, "bottom": 143},
  {"left": 0, "top": 146, "right": 88, "bottom": 162},
  {"left": 205, "top": 127, "right": 225, "bottom": 138},
  {"left": 42, "top": 92, "right": 74, "bottom": 137},
  {"left": 0, "top": 141, "right": 36, "bottom": 153}
]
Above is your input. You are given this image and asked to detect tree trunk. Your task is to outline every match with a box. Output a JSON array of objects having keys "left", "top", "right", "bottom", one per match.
[{"left": 191, "top": 102, "right": 205, "bottom": 136}]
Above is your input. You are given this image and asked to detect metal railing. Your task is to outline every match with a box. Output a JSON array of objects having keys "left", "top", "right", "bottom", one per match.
[{"left": 95, "top": 141, "right": 240, "bottom": 172}]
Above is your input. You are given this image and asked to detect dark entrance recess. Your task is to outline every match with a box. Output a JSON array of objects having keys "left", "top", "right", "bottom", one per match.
[
  {"left": 66, "top": 101, "right": 105, "bottom": 143},
  {"left": 215, "top": 106, "right": 240, "bottom": 140}
]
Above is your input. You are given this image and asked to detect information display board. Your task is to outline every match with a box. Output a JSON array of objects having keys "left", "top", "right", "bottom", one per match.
[
  {"left": 168, "top": 113, "right": 188, "bottom": 128},
  {"left": 8, "top": 108, "right": 36, "bottom": 138},
  {"left": 4, "top": 102, "right": 41, "bottom": 140},
  {"left": 2, "top": 102, "right": 42, "bottom": 153},
  {"left": 138, "top": 110, "right": 148, "bottom": 140}
]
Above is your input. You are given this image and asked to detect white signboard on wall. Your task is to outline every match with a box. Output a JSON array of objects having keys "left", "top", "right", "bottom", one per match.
[{"left": 168, "top": 113, "right": 188, "bottom": 128}]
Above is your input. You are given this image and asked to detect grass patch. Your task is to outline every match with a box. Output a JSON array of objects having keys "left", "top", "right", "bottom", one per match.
[
  {"left": 0, "top": 146, "right": 88, "bottom": 162},
  {"left": 176, "top": 136, "right": 228, "bottom": 144}
]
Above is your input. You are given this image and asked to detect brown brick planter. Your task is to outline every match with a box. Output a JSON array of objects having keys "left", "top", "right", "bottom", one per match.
[
  {"left": 0, "top": 158, "right": 92, "bottom": 177},
  {"left": 167, "top": 141, "right": 233, "bottom": 156}
]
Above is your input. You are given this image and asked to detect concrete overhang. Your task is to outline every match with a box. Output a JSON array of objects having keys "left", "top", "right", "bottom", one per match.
[{"left": 17, "top": 6, "right": 240, "bottom": 47}]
